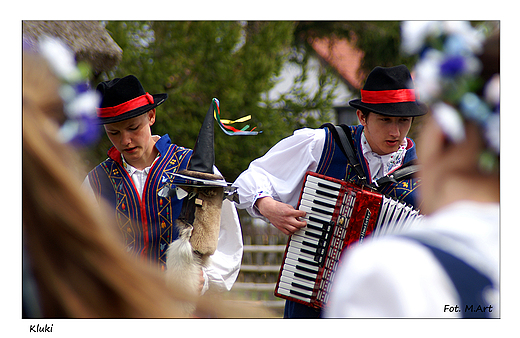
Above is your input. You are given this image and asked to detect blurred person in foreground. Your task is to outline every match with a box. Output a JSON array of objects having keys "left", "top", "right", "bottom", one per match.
[
  {"left": 22, "top": 37, "right": 270, "bottom": 318},
  {"left": 325, "top": 21, "right": 499, "bottom": 318}
]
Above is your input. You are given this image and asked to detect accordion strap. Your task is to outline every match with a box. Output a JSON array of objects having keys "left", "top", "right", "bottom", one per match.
[
  {"left": 368, "top": 160, "right": 420, "bottom": 189},
  {"left": 322, "top": 123, "right": 367, "bottom": 184}
]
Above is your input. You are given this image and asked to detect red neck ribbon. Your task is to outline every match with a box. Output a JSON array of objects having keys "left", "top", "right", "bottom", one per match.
[
  {"left": 361, "top": 89, "right": 416, "bottom": 104},
  {"left": 97, "top": 93, "right": 154, "bottom": 118}
]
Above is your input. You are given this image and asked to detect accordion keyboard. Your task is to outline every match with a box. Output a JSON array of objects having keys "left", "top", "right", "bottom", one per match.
[{"left": 274, "top": 171, "right": 423, "bottom": 308}]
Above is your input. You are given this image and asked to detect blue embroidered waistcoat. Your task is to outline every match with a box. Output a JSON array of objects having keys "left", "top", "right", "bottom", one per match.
[
  {"left": 87, "top": 134, "right": 192, "bottom": 268},
  {"left": 316, "top": 125, "right": 422, "bottom": 209}
]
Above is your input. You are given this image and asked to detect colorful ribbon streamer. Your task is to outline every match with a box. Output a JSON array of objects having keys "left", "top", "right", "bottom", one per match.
[{"left": 212, "top": 98, "right": 261, "bottom": 136}]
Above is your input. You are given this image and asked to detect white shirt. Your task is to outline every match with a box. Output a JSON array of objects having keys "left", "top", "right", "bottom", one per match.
[
  {"left": 82, "top": 158, "right": 243, "bottom": 294},
  {"left": 121, "top": 154, "right": 159, "bottom": 197},
  {"left": 233, "top": 128, "right": 325, "bottom": 220},
  {"left": 233, "top": 127, "right": 409, "bottom": 219},
  {"left": 324, "top": 201, "right": 500, "bottom": 318}
]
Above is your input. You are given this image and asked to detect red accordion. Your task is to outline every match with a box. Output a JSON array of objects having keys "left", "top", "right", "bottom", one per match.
[{"left": 274, "top": 171, "right": 423, "bottom": 309}]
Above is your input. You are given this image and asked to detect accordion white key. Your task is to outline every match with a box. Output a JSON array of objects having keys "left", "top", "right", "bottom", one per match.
[{"left": 274, "top": 171, "right": 423, "bottom": 309}]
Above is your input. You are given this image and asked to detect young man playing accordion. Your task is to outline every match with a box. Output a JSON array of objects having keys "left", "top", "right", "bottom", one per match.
[
  {"left": 232, "top": 64, "right": 427, "bottom": 318},
  {"left": 325, "top": 22, "right": 499, "bottom": 319}
]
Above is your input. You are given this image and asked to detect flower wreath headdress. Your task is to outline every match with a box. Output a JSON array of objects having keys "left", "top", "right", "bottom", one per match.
[
  {"left": 23, "top": 36, "right": 102, "bottom": 147},
  {"left": 401, "top": 21, "right": 499, "bottom": 172}
]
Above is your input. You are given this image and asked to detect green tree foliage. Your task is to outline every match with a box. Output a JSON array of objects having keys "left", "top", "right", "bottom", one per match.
[{"left": 90, "top": 21, "right": 341, "bottom": 181}]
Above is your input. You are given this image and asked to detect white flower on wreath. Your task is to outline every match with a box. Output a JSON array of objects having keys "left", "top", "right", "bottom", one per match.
[
  {"left": 38, "top": 36, "right": 82, "bottom": 83},
  {"left": 413, "top": 48, "right": 443, "bottom": 103}
]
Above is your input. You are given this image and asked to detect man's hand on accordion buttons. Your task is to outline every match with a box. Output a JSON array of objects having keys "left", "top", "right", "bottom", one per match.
[{"left": 255, "top": 197, "right": 307, "bottom": 235}]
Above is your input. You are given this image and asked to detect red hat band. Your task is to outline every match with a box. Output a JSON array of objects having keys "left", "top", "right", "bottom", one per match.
[
  {"left": 361, "top": 89, "right": 416, "bottom": 104},
  {"left": 97, "top": 93, "right": 154, "bottom": 119}
]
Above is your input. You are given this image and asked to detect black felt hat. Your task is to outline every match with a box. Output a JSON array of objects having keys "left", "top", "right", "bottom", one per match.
[
  {"left": 96, "top": 75, "right": 168, "bottom": 124},
  {"left": 349, "top": 65, "right": 427, "bottom": 117}
]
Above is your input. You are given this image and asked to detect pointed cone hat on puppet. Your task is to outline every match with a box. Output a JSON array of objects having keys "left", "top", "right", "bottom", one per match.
[
  {"left": 175, "top": 102, "right": 229, "bottom": 186},
  {"left": 158, "top": 98, "right": 256, "bottom": 199}
]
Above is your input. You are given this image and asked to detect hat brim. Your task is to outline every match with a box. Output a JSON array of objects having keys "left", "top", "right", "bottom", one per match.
[
  {"left": 349, "top": 98, "right": 427, "bottom": 117},
  {"left": 98, "top": 93, "right": 168, "bottom": 124},
  {"left": 172, "top": 170, "right": 231, "bottom": 188}
]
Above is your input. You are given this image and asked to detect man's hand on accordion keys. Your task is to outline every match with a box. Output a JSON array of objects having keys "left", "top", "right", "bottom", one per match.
[{"left": 255, "top": 197, "right": 307, "bottom": 235}]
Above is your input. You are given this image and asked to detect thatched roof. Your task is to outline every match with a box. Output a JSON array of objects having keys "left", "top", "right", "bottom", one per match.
[{"left": 22, "top": 21, "right": 122, "bottom": 73}]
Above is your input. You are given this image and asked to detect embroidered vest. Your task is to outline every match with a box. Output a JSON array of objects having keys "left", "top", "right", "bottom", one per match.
[
  {"left": 87, "top": 134, "right": 192, "bottom": 269},
  {"left": 316, "top": 125, "right": 422, "bottom": 208}
]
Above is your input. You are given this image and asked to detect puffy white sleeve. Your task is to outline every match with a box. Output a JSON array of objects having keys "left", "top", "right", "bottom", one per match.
[
  {"left": 198, "top": 166, "right": 243, "bottom": 293},
  {"left": 232, "top": 128, "right": 326, "bottom": 218},
  {"left": 202, "top": 199, "right": 243, "bottom": 292}
]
